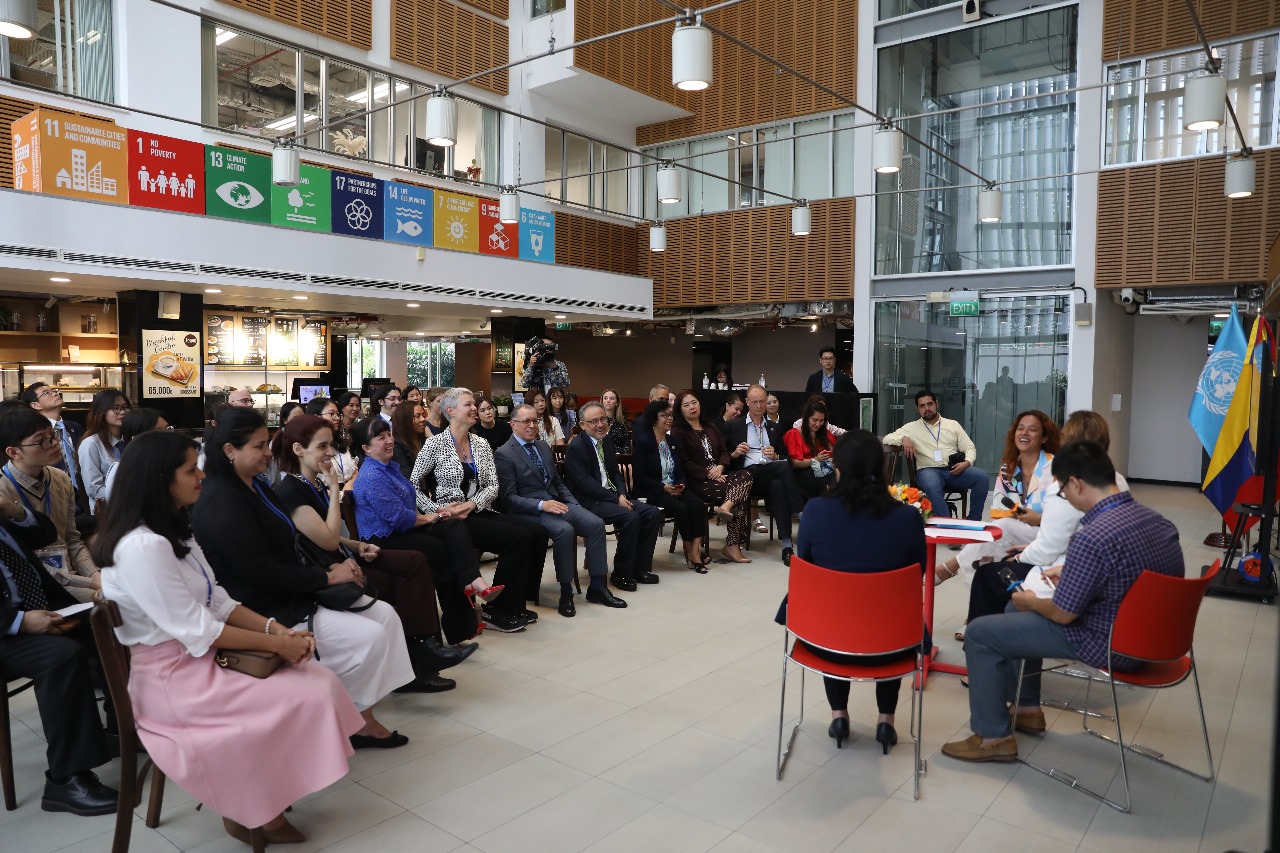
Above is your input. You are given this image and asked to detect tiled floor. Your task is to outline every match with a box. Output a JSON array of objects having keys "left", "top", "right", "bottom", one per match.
[{"left": 5, "top": 484, "right": 1274, "bottom": 852}]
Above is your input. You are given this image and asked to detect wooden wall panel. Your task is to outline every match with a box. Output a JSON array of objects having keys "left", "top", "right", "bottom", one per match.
[
  {"left": 391, "top": 0, "right": 509, "bottom": 96},
  {"left": 1102, "top": 0, "right": 1279, "bottom": 60},
  {"left": 0, "top": 95, "right": 37, "bottom": 189},
  {"left": 637, "top": 198, "right": 854, "bottom": 307},
  {"left": 217, "top": 0, "right": 372, "bottom": 50},
  {"left": 454, "top": 0, "right": 507, "bottom": 20},
  {"left": 553, "top": 212, "right": 640, "bottom": 277},
  {"left": 572, "top": 0, "right": 855, "bottom": 147},
  {"left": 1096, "top": 150, "right": 1280, "bottom": 288}
]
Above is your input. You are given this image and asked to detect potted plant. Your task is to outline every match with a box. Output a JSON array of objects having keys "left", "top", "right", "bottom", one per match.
[{"left": 493, "top": 394, "right": 513, "bottom": 417}]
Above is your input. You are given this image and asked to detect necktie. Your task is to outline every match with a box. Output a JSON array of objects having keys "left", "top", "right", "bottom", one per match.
[
  {"left": 595, "top": 441, "right": 616, "bottom": 491},
  {"left": 56, "top": 424, "right": 79, "bottom": 488},
  {"left": 1, "top": 534, "right": 48, "bottom": 611},
  {"left": 524, "top": 442, "right": 549, "bottom": 484}
]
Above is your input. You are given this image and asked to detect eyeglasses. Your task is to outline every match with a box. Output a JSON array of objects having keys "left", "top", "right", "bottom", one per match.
[
  {"left": 581, "top": 416, "right": 608, "bottom": 426},
  {"left": 20, "top": 434, "right": 60, "bottom": 449},
  {"left": 511, "top": 417, "right": 537, "bottom": 425},
  {"left": 36, "top": 388, "right": 61, "bottom": 399},
  {"left": 110, "top": 405, "right": 132, "bottom": 414},
  {"left": 384, "top": 396, "right": 402, "bottom": 403}
]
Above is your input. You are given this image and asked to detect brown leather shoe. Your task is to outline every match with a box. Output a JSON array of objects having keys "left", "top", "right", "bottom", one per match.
[
  {"left": 941, "top": 734, "right": 1018, "bottom": 763},
  {"left": 1011, "top": 707, "right": 1046, "bottom": 734}
]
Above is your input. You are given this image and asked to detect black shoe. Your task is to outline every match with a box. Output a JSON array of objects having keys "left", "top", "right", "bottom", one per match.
[
  {"left": 42, "top": 770, "right": 118, "bottom": 816},
  {"left": 349, "top": 731, "right": 409, "bottom": 749},
  {"left": 781, "top": 547, "right": 794, "bottom": 567},
  {"left": 558, "top": 592, "right": 576, "bottom": 618},
  {"left": 410, "top": 637, "right": 478, "bottom": 672},
  {"left": 516, "top": 609, "right": 539, "bottom": 624},
  {"left": 875, "top": 722, "right": 898, "bottom": 755},
  {"left": 610, "top": 573, "right": 638, "bottom": 592},
  {"left": 634, "top": 570, "right": 660, "bottom": 584},
  {"left": 585, "top": 586, "right": 628, "bottom": 608},
  {"left": 482, "top": 607, "right": 527, "bottom": 633},
  {"left": 828, "top": 717, "right": 850, "bottom": 750},
  {"left": 394, "top": 674, "right": 457, "bottom": 693}
]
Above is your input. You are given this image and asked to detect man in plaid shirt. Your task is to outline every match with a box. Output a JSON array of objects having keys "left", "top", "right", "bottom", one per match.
[{"left": 942, "top": 441, "right": 1184, "bottom": 763}]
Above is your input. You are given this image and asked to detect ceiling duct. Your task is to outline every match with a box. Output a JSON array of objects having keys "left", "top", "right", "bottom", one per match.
[{"left": 708, "top": 320, "right": 746, "bottom": 337}]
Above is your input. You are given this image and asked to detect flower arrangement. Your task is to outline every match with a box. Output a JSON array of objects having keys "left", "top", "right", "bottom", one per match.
[{"left": 889, "top": 484, "right": 933, "bottom": 519}]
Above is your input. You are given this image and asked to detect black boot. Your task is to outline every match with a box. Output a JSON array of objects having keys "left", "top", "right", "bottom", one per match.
[{"left": 409, "top": 636, "right": 478, "bottom": 673}]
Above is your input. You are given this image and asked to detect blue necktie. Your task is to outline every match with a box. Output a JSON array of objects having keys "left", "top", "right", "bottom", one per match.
[{"left": 524, "top": 442, "right": 549, "bottom": 484}]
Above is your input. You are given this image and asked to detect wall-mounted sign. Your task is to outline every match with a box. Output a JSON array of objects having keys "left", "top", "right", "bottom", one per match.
[
  {"left": 271, "top": 163, "right": 331, "bottom": 231},
  {"left": 205, "top": 146, "right": 272, "bottom": 223},
  {"left": 383, "top": 180, "right": 434, "bottom": 247},
  {"left": 128, "top": 131, "right": 205, "bottom": 215},
  {"left": 331, "top": 171, "right": 383, "bottom": 238},
  {"left": 11, "top": 109, "right": 129, "bottom": 204},
  {"left": 141, "top": 329, "right": 200, "bottom": 398},
  {"left": 949, "top": 290, "right": 980, "bottom": 317},
  {"left": 478, "top": 198, "right": 518, "bottom": 259},
  {"left": 518, "top": 208, "right": 555, "bottom": 263},
  {"left": 434, "top": 190, "right": 478, "bottom": 253}
]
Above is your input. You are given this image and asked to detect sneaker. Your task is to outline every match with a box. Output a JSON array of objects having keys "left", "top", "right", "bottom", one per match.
[
  {"left": 516, "top": 609, "right": 539, "bottom": 625},
  {"left": 481, "top": 607, "right": 526, "bottom": 633}
]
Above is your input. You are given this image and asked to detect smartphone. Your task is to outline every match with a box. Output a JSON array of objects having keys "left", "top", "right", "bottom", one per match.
[
  {"left": 672, "top": 484, "right": 685, "bottom": 493},
  {"left": 996, "top": 565, "right": 1024, "bottom": 593}
]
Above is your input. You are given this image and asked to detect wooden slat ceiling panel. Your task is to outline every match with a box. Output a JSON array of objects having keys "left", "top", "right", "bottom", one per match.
[
  {"left": 389, "top": 0, "right": 508, "bottom": 96},
  {"left": 1102, "top": 0, "right": 1279, "bottom": 61},
  {"left": 1095, "top": 170, "right": 1128, "bottom": 288},
  {"left": 0, "top": 95, "right": 37, "bottom": 189},
  {"left": 218, "top": 0, "right": 372, "bottom": 50},
  {"left": 553, "top": 212, "right": 640, "bottom": 277},
  {"left": 454, "top": 0, "right": 507, "bottom": 21}
]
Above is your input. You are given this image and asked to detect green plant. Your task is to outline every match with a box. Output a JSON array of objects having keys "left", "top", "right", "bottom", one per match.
[{"left": 492, "top": 394, "right": 513, "bottom": 408}]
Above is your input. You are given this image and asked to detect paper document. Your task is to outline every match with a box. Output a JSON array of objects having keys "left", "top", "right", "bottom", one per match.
[
  {"left": 925, "top": 528, "right": 994, "bottom": 542},
  {"left": 1023, "top": 567, "right": 1057, "bottom": 599},
  {"left": 926, "top": 519, "right": 989, "bottom": 530},
  {"left": 55, "top": 603, "right": 93, "bottom": 618}
]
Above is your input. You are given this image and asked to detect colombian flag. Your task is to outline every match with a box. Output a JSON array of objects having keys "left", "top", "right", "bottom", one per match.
[{"left": 1203, "top": 316, "right": 1273, "bottom": 516}]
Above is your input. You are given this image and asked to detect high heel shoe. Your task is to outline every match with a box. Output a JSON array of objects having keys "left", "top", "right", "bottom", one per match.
[
  {"left": 828, "top": 717, "right": 850, "bottom": 749},
  {"left": 875, "top": 722, "right": 898, "bottom": 755},
  {"left": 465, "top": 584, "right": 505, "bottom": 604}
]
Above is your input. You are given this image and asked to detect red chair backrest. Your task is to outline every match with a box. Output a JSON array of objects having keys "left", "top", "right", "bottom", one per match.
[
  {"left": 1111, "top": 560, "right": 1220, "bottom": 662},
  {"left": 786, "top": 556, "right": 922, "bottom": 657}
]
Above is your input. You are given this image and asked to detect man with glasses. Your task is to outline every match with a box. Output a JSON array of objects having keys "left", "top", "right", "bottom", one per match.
[
  {"left": 371, "top": 384, "right": 403, "bottom": 424},
  {"left": 21, "top": 383, "right": 84, "bottom": 510},
  {"left": 226, "top": 388, "right": 255, "bottom": 408},
  {"left": 805, "top": 346, "right": 858, "bottom": 394},
  {"left": 495, "top": 404, "right": 625, "bottom": 618},
  {"left": 723, "top": 384, "right": 807, "bottom": 565},
  {"left": 564, "top": 402, "right": 663, "bottom": 592}
]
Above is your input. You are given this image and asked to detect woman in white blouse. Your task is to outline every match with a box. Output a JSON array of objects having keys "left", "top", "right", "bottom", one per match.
[{"left": 94, "top": 430, "right": 363, "bottom": 846}]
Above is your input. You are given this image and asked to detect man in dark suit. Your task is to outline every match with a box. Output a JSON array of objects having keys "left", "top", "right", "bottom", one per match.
[
  {"left": 804, "top": 346, "right": 859, "bottom": 394},
  {"left": 0, "top": 408, "right": 116, "bottom": 816},
  {"left": 564, "top": 402, "right": 664, "bottom": 592},
  {"left": 495, "top": 404, "right": 627, "bottom": 618},
  {"left": 22, "top": 382, "right": 86, "bottom": 514},
  {"left": 722, "top": 385, "right": 807, "bottom": 565}
]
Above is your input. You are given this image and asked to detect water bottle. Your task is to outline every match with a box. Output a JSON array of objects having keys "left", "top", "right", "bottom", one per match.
[
  {"left": 759, "top": 373, "right": 767, "bottom": 389},
  {"left": 702, "top": 372, "right": 710, "bottom": 389}
]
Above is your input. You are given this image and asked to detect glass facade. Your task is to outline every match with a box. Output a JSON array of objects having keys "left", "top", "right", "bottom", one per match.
[
  {"left": 406, "top": 341, "right": 455, "bottom": 387},
  {"left": 531, "top": 0, "right": 566, "bottom": 17},
  {"left": 1, "top": 0, "right": 114, "bottom": 100},
  {"left": 879, "top": 0, "right": 959, "bottom": 20},
  {"left": 872, "top": 295, "right": 1070, "bottom": 474},
  {"left": 543, "top": 129, "right": 632, "bottom": 215}
]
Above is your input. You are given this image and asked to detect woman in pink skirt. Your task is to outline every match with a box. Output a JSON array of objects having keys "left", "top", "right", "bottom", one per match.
[{"left": 93, "top": 430, "right": 363, "bottom": 845}]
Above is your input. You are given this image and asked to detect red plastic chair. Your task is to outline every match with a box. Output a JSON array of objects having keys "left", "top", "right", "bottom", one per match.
[
  {"left": 776, "top": 557, "right": 926, "bottom": 798},
  {"left": 1013, "top": 560, "right": 1220, "bottom": 813}
]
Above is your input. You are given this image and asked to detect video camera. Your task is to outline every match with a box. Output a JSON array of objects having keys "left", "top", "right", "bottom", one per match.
[{"left": 525, "top": 337, "right": 558, "bottom": 368}]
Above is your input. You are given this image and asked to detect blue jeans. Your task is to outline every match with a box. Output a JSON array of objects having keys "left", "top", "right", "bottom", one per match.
[
  {"left": 963, "top": 606, "right": 1082, "bottom": 738},
  {"left": 915, "top": 465, "right": 989, "bottom": 521}
]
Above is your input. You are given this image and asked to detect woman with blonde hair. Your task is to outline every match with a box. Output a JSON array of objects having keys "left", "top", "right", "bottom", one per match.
[{"left": 600, "top": 388, "right": 631, "bottom": 453}]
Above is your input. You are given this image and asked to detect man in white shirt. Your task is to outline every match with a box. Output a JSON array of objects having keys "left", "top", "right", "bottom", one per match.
[
  {"left": 883, "top": 390, "right": 988, "bottom": 521},
  {"left": 372, "top": 384, "right": 402, "bottom": 424},
  {"left": 724, "top": 385, "right": 807, "bottom": 565}
]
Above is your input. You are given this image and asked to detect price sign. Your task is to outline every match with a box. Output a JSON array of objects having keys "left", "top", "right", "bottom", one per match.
[{"left": 141, "top": 330, "right": 200, "bottom": 398}]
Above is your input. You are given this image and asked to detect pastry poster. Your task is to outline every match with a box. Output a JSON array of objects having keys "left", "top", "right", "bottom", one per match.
[{"left": 142, "top": 330, "right": 200, "bottom": 398}]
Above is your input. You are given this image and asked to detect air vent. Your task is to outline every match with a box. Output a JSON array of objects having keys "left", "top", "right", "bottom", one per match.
[
  {"left": 0, "top": 244, "right": 58, "bottom": 260},
  {"left": 199, "top": 264, "right": 308, "bottom": 282},
  {"left": 63, "top": 252, "right": 198, "bottom": 274}
]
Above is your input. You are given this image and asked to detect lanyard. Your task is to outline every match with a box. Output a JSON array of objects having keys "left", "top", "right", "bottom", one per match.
[
  {"left": 3, "top": 466, "right": 51, "bottom": 517},
  {"left": 449, "top": 430, "right": 478, "bottom": 477},
  {"left": 251, "top": 478, "right": 296, "bottom": 532},
  {"left": 924, "top": 420, "right": 943, "bottom": 446},
  {"left": 292, "top": 473, "right": 329, "bottom": 509},
  {"left": 182, "top": 552, "right": 214, "bottom": 607}
]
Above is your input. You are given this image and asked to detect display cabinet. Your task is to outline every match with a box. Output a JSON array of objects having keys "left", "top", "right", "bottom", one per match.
[{"left": 202, "top": 309, "right": 331, "bottom": 426}]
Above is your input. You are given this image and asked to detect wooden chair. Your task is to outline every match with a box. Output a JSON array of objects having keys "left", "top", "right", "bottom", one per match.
[
  {"left": 1, "top": 678, "right": 36, "bottom": 810},
  {"left": 340, "top": 491, "right": 360, "bottom": 540}
]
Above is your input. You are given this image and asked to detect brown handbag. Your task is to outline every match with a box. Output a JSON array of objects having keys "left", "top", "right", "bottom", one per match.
[{"left": 214, "top": 648, "right": 285, "bottom": 678}]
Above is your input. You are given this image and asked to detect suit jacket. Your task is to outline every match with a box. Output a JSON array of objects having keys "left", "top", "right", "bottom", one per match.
[
  {"left": 0, "top": 509, "right": 73, "bottom": 631},
  {"left": 631, "top": 429, "right": 687, "bottom": 501},
  {"left": 670, "top": 424, "right": 732, "bottom": 485},
  {"left": 494, "top": 436, "right": 578, "bottom": 515},
  {"left": 804, "top": 370, "right": 858, "bottom": 394},
  {"left": 722, "top": 416, "right": 791, "bottom": 472},
  {"left": 564, "top": 432, "right": 628, "bottom": 505}
]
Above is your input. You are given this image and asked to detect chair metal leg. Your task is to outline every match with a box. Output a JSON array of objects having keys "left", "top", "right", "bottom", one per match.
[
  {"left": 911, "top": 653, "right": 925, "bottom": 799},
  {"left": 775, "top": 635, "right": 802, "bottom": 781},
  {"left": 1041, "top": 662, "right": 1117, "bottom": 721},
  {"left": 1, "top": 688, "right": 14, "bottom": 811}
]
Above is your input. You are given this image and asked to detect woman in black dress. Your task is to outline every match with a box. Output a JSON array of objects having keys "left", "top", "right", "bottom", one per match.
[
  {"left": 632, "top": 399, "right": 708, "bottom": 572},
  {"left": 669, "top": 390, "right": 752, "bottom": 564}
]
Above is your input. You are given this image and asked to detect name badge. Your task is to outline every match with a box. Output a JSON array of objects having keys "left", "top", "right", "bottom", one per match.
[
  {"left": 933, "top": 450, "right": 944, "bottom": 463},
  {"left": 36, "top": 546, "right": 70, "bottom": 578}
]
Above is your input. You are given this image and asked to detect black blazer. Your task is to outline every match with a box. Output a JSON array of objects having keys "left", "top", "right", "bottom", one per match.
[
  {"left": 0, "top": 510, "right": 72, "bottom": 629},
  {"left": 494, "top": 436, "right": 578, "bottom": 514},
  {"left": 804, "top": 370, "right": 858, "bottom": 394},
  {"left": 721, "top": 416, "right": 790, "bottom": 472},
  {"left": 564, "top": 432, "right": 629, "bottom": 505},
  {"left": 392, "top": 438, "right": 419, "bottom": 481},
  {"left": 630, "top": 429, "right": 687, "bottom": 501},
  {"left": 190, "top": 474, "right": 328, "bottom": 626}
]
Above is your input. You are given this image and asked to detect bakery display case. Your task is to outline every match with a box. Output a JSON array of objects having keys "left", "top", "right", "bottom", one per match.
[{"left": 202, "top": 310, "right": 331, "bottom": 426}]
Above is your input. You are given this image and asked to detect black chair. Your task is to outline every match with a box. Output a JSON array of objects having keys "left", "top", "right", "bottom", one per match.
[{"left": 1, "top": 677, "right": 36, "bottom": 810}]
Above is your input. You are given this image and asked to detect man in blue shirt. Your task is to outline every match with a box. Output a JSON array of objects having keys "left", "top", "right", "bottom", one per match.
[
  {"left": 942, "top": 441, "right": 1184, "bottom": 763},
  {"left": 804, "top": 346, "right": 858, "bottom": 394}
]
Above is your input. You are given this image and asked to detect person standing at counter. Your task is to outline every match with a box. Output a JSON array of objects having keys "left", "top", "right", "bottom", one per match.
[
  {"left": 804, "top": 346, "right": 859, "bottom": 394},
  {"left": 21, "top": 382, "right": 84, "bottom": 509}
]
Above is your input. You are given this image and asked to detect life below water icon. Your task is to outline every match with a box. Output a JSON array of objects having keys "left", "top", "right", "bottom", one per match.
[{"left": 397, "top": 219, "right": 423, "bottom": 237}]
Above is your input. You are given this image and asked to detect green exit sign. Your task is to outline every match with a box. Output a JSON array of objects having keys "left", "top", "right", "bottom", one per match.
[
  {"left": 949, "top": 290, "right": 980, "bottom": 317},
  {"left": 553, "top": 322, "right": 573, "bottom": 331}
]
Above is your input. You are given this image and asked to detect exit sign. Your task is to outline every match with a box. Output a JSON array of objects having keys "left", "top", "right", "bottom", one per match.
[
  {"left": 553, "top": 322, "right": 572, "bottom": 330},
  {"left": 949, "top": 290, "right": 980, "bottom": 317}
]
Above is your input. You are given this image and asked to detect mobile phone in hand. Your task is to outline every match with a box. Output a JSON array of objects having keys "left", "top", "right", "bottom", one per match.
[{"left": 996, "top": 565, "right": 1023, "bottom": 592}]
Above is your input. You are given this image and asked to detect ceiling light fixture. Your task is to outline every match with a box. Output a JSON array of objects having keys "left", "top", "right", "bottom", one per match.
[
  {"left": 204, "top": 288, "right": 222, "bottom": 293},
  {"left": 650, "top": 223, "right": 668, "bottom": 252},
  {"left": 672, "top": 17, "right": 712, "bottom": 91},
  {"left": 873, "top": 125, "right": 903, "bottom": 174},
  {"left": 1224, "top": 153, "right": 1255, "bottom": 198},
  {"left": 554, "top": 314, "right": 567, "bottom": 319},
  {"left": 213, "top": 27, "right": 237, "bottom": 45},
  {"left": 791, "top": 203, "right": 811, "bottom": 236},
  {"left": 425, "top": 87, "right": 457, "bottom": 147},
  {"left": 406, "top": 303, "right": 420, "bottom": 308},
  {"left": 810, "top": 323, "right": 817, "bottom": 332},
  {"left": 1184, "top": 70, "right": 1226, "bottom": 132},
  {"left": 656, "top": 163, "right": 682, "bottom": 204},
  {"left": 1213, "top": 312, "right": 1230, "bottom": 318},
  {"left": 978, "top": 186, "right": 1003, "bottom": 223},
  {"left": 49, "top": 276, "right": 71, "bottom": 282},
  {"left": 272, "top": 138, "right": 300, "bottom": 186},
  {"left": 292, "top": 295, "right": 308, "bottom": 300},
  {"left": 0, "top": 0, "right": 38, "bottom": 39},
  {"left": 490, "top": 308, "right": 503, "bottom": 313},
  {"left": 499, "top": 188, "right": 520, "bottom": 223}
]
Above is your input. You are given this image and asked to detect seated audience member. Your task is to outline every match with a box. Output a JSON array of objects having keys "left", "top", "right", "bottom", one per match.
[
  {"left": 599, "top": 389, "right": 631, "bottom": 453},
  {"left": 78, "top": 388, "right": 131, "bottom": 515},
  {"left": 2, "top": 406, "right": 101, "bottom": 602},
  {"left": 494, "top": 404, "right": 626, "bottom": 618},
  {"left": 631, "top": 384, "right": 670, "bottom": 435},
  {"left": 0, "top": 408, "right": 117, "bottom": 818},
  {"left": 935, "top": 410, "right": 1060, "bottom": 587},
  {"left": 102, "top": 408, "right": 168, "bottom": 503},
  {"left": 336, "top": 391, "right": 364, "bottom": 447},
  {"left": 305, "top": 396, "right": 358, "bottom": 487},
  {"left": 278, "top": 401, "right": 304, "bottom": 425},
  {"left": 190, "top": 407, "right": 414, "bottom": 749},
  {"left": 712, "top": 363, "right": 732, "bottom": 389},
  {"left": 404, "top": 385, "right": 423, "bottom": 406},
  {"left": 471, "top": 397, "right": 512, "bottom": 451},
  {"left": 424, "top": 387, "right": 448, "bottom": 436},
  {"left": 791, "top": 394, "right": 848, "bottom": 438},
  {"left": 804, "top": 346, "right": 859, "bottom": 394},
  {"left": 412, "top": 388, "right": 547, "bottom": 632},
  {"left": 565, "top": 402, "right": 664, "bottom": 592},
  {"left": 783, "top": 398, "right": 837, "bottom": 500},
  {"left": 371, "top": 384, "right": 402, "bottom": 424},
  {"left": 351, "top": 416, "right": 493, "bottom": 641},
  {"left": 24, "top": 382, "right": 85, "bottom": 506},
  {"left": 528, "top": 389, "right": 565, "bottom": 446},
  {"left": 226, "top": 388, "right": 255, "bottom": 409},
  {"left": 765, "top": 393, "right": 782, "bottom": 427},
  {"left": 883, "top": 390, "right": 989, "bottom": 522},
  {"left": 723, "top": 385, "right": 807, "bottom": 565},
  {"left": 793, "top": 431, "right": 927, "bottom": 754},
  {"left": 548, "top": 387, "right": 573, "bottom": 437},
  {"left": 95, "top": 430, "right": 362, "bottom": 844},
  {"left": 669, "top": 391, "right": 753, "bottom": 564},
  {"left": 273, "top": 415, "right": 474, "bottom": 693},
  {"left": 564, "top": 392, "right": 580, "bottom": 431},
  {"left": 710, "top": 392, "right": 743, "bottom": 436},
  {"left": 632, "top": 399, "right": 709, "bottom": 572},
  {"left": 391, "top": 400, "right": 428, "bottom": 480},
  {"left": 941, "top": 441, "right": 1184, "bottom": 763}
]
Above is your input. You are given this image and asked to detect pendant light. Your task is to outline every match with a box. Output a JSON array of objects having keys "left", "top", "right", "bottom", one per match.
[
  {"left": 425, "top": 88, "right": 458, "bottom": 147},
  {"left": 650, "top": 223, "right": 667, "bottom": 252},
  {"left": 499, "top": 188, "right": 520, "bottom": 223},
  {"left": 1224, "top": 154, "right": 1255, "bottom": 198},
  {"left": 978, "top": 186, "right": 1002, "bottom": 223},
  {"left": 791, "top": 203, "right": 812, "bottom": 236},
  {"left": 672, "top": 19, "right": 712, "bottom": 92},
  {"left": 1184, "top": 71, "right": 1226, "bottom": 132},
  {"left": 0, "top": 0, "right": 37, "bottom": 38},
  {"left": 272, "top": 139, "right": 300, "bottom": 186},
  {"left": 873, "top": 125, "right": 903, "bottom": 174},
  {"left": 657, "top": 164, "right": 682, "bottom": 204}
]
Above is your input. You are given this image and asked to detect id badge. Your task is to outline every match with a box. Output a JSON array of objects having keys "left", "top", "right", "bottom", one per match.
[
  {"left": 36, "top": 546, "right": 70, "bottom": 579},
  {"left": 933, "top": 450, "right": 944, "bottom": 463}
]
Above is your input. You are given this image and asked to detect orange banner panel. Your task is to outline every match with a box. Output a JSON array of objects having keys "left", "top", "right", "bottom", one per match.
[{"left": 11, "top": 109, "right": 130, "bottom": 204}]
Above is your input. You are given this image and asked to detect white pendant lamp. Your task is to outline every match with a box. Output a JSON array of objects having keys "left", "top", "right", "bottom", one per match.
[
  {"left": 873, "top": 126, "right": 903, "bottom": 174},
  {"left": 978, "top": 186, "right": 1002, "bottom": 223},
  {"left": 791, "top": 204, "right": 812, "bottom": 236},
  {"left": 499, "top": 188, "right": 520, "bottom": 223},
  {"left": 672, "top": 20, "right": 712, "bottom": 92},
  {"left": 657, "top": 164, "right": 682, "bottom": 204},
  {"left": 272, "top": 140, "right": 300, "bottom": 186},
  {"left": 1184, "top": 71, "right": 1226, "bottom": 132},
  {"left": 650, "top": 223, "right": 667, "bottom": 252},
  {"left": 1224, "top": 154, "right": 1255, "bottom": 198},
  {"left": 425, "top": 89, "right": 458, "bottom": 147},
  {"left": 0, "top": 0, "right": 37, "bottom": 39}
]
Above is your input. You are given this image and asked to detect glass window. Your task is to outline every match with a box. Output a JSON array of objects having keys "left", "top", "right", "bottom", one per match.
[
  {"left": 1103, "top": 62, "right": 1140, "bottom": 166},
  {"left": 348, "top": 338, "right": 386, "bottom": 383},
  {"left": 833, "top": 113, "right": 858, "bottom": 197},
  {"left": 605, "top": 145, "right": 630, "bottom": 215},
  {"left": 531, "top": 0, "right": 566, "bottom": 17},
  {"left": 564, "top": 133, "right": 590, "bottom": 207},
  {"left": 736, "top": 130, "right": 755, "bottom": 207},
  {"left": 687, "top": 136, "right": 732, "bottom": 214},
  {"left": 794, "top": 117, "right": 831, "bottom": 201},
  {"left": 406, "top": 342, "right": 455, "bottom": 387},
  {"left": 456, "top": 99, "right": 500, "bottom": 183},
  {"left": 364, "top": 74, "right": 402, "bottom": 165},
  {"left": 4, "top": 0, "right": 114, "bottom": 100},
  {"left": 760, "top": 124, "right": 790, "bottom": 205},
  {"left": 544, "top": 126, "right": 563, "bottom": 201},
  {"left": 297, "top": 52, "right": 323, "bottom": 148},
  {"left": 206, "top": 24, "right": 300, "bottom": 137},
  {"left": 325, "top": 59, "right": 368, "bottom": 157},
  {"left": 879, "top": 0, "right": 959, "bottom": 20}
]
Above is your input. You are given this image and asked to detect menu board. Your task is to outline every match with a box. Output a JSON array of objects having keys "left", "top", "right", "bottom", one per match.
[
  {"left": 141, "top": 330, "right": 200, "bottom": 398},
  {"left": 240, "top": 315, "right": 268, "bottom": 366},
  {"left": 270, "top": 318, "right": 299, "bottom": 366},
  {"left": 304, "top": 320, "right": 328, "bottom": 366},
  {"left": 204, "top": 313, "right": 236, "bottom": 365},
  {"left": 204, "top": 312, "right": 328, "bottom": 367}
]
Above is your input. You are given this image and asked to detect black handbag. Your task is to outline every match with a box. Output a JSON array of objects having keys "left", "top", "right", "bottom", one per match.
[{"left": 294, "top": 533, "right": 377, "bottom": 613}]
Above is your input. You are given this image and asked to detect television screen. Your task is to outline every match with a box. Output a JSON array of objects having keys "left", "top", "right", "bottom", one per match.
[{"left": 298, "top": 385, "right": 329, "bottom": 404}]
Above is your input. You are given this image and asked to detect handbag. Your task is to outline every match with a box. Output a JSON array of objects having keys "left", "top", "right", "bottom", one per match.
[
  {"left": 214, "top": 648, "right": 284, "bottom": 678},
  {"left": 294, "top": 533, "right": 378, "bottom": 613}
]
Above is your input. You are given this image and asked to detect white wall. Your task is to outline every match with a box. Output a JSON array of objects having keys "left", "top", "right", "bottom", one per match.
[
  {"left": 1089, "top": 298, "right": 1135, "bottom": 476},
  {"left": 1127, "top": 313, "right": 1209, "bottom": 484},
  {"left": 731, "top": 327, "right": 828, "bottom": 391}
]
